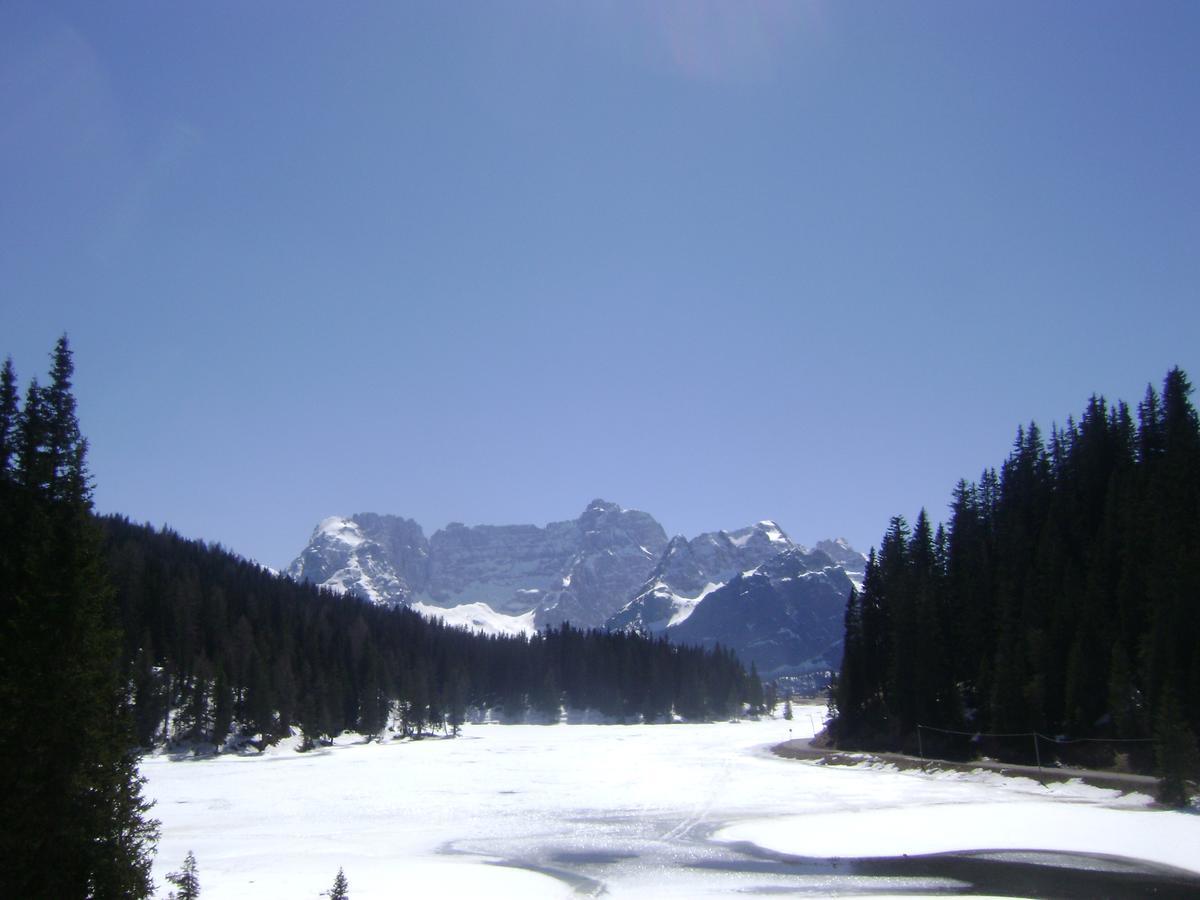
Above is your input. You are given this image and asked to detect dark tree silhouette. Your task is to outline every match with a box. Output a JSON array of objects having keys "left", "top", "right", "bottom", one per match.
[
  {"left": 0, "top": 337, "right": 158, "bottom": 897},
  {"left": 324, "top": 866, "right": 349, "bottom": 899},
  {"left": 833, "top": 368, "right": 1200, "bottom": 788},
  {"left": 166, "top": 850, "right": 200, "bottom": 900}
]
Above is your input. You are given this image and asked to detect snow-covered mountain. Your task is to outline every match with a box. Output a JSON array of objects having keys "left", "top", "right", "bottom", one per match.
[
  {"left": 666, "top": 547, "right": 855, "bottom": 678},
  {"left": 286, "top": 513, "right": 428, "bottom": 605},
  {"left": 606, "top": 521, "right": 795, "bottom": 634},
  {"left": 813, "top": 538, "right": 868, "bottom": 588},
  {"left": 604, "top": 524, "right": 860, "bottom": 677},
  {"left": 287, "top": 500, "right": 667, "bottom": 629},
  {"left": 288, "top": 501, "right": 864, "bottom": 673}
]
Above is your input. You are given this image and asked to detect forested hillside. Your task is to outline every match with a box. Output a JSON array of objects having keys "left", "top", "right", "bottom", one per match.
[
  {"left": 104, "top": 516, "right": 763, "bottom": 748},
  {"left": 833, "top": 369, "right": 1199, "bottom": 795}
]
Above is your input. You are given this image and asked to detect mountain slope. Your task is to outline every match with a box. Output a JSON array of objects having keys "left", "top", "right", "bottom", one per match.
[
  {"left": 813, "top": 538, "right": 868, "bottom": 588},
  {"left": 666, "top": 547, "right": 854, "bottom": 678},
  {"left": 606, "top": 520, "right": 796, "bottom": 634},
  {"left": 287, "top": 499, "right": 667, "bottom": 629}
]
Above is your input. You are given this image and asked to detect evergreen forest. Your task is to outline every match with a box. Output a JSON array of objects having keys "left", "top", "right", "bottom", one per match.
[
  {"left": 833, "top": 368, "right": 1200, "bottom": 794},
  {"left": 105, "top": 513, "right": 763, "bottom": 749}
]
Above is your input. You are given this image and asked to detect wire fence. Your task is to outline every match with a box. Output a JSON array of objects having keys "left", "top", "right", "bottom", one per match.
[{"left": 916, "top": 723, "right": 1155, "bottom": 773}]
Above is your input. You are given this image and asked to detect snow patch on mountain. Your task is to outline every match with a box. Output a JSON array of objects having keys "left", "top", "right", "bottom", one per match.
[
  {"left": 318, "top": 516, "right": 365, "bottom": 548},
  {"left": 731, "top": 520, "right": 789, "bottom": 548},
  {"left": 410, "top": 602, "right": 536, "bottom": 638},
  {"left": 666, "top": 581, "right": 724, "bottom": 627}
]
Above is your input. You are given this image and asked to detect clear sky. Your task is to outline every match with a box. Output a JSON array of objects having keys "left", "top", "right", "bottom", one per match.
[{"left": 2, "top": 1, "right": 1197, "bottom": 569}]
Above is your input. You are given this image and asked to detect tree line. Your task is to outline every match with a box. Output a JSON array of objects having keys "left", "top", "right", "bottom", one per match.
[
  {"left": 105, "top": 512, "right": 764, "bottom": 749},
  {"left": 832, "top": 367, "right": 1199, "bottom": 799}
]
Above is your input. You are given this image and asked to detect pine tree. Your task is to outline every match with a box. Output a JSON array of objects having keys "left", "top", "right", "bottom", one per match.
[
  {"left": 166, "top": 850, "right": 200, "bottom": 900},
  {"left": 0, "top": 337, "right": 158, "bottom": 896},
  {"left": 1154, "top": 689, "right": 1199, "bottom": 808},
  {"left": 746, "top": 663, "right": 764, "bottom": 713},
  {"left": 878, "top": 516, "right": 911, "bottom": 735},
  {"left": 855, "top": 549, "right": 888, "bottom": 735},
  {"left": 324, "top": 866, "right": 350, "bottom": 900},
  {"left": 1137, "top": 383, "right": 1165, "bottom": 462},
  {"left": 0, "top": 357, "right": 18, "bottom": 475},
  {"left": 833, "top": 587, "right": 865, "bottom": 735},
  {"left": 211, "top": 666, "right": 234, "bottom": 748}
]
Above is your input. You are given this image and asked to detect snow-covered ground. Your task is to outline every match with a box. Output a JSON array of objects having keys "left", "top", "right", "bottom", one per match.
[{"left": 141, "top": 705, "right": 1200, "bottom": 898}]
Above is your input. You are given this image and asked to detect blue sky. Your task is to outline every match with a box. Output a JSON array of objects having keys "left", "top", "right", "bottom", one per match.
[{"left": 2, "top": 1, "right": 1197, "bottom": 568}]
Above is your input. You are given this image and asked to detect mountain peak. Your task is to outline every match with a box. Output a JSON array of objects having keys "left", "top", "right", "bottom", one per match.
[
  {"left": 727, "top": 519, "right": 795, "bottom": 551},
  {"left": 290, "top": 502, "right": 667, "bottom": 628},
  {"left": 813, "top": 538, "right": 867, "bottom": 588},
  {"left": 315, "top": 516, "right": 363, "bottom": 545}
]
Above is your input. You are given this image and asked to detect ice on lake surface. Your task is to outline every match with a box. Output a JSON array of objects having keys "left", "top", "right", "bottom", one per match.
[{"left": 141, "top": 705, "right": 1200, "bottom": 898}]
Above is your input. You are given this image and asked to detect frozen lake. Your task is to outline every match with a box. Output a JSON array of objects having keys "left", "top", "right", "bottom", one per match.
[{"left": 141, "top": 705, "right": 1200, "bottom": 898}]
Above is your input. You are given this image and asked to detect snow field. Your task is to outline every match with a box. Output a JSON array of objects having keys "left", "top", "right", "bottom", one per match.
[
  {"left": 716, "top": 802, "right": 1200, "bottom": 875},
  {"left": 409, "top": 600, "right": 537, "bottom": 637},
  {"left": 141, "top": 705, "right": 1199, "bottom": 898}
]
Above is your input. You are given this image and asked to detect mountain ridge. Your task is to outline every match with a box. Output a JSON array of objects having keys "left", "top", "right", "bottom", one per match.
[
  {"left": 287, "top": 500, "right": 866, "bottom": 673},
  {"left": 287, "top": 499, "right": 669, "bottom": 628}
]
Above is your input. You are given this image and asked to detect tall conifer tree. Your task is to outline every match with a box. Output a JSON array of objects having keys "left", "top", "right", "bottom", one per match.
[{"left": 0, "top": 337, "right": 158, "bottom": 897}]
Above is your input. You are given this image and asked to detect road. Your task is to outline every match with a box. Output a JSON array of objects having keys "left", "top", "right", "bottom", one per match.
[{"left": 771, "top": 737, "right": 1161, "bottom": 795}]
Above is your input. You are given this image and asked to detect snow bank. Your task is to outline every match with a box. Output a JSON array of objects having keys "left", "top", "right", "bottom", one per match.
[{"left": 716, "top": 801, "right": 1200, "bottom": 875}]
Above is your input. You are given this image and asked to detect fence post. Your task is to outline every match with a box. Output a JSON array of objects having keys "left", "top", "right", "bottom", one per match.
[
  {"left": 1032, "top": 732, "right": 1043, "bottom": 780},
  {"left": 918, "top": 725, "right": 924, "bottom": 760}
]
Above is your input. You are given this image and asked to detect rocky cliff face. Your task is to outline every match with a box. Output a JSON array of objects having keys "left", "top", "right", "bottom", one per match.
[
  {"left": 423, "top": 519, "right": 577, "bottom": 614},
  {"left": 606, "top": 521, "right": 795, "bottom": 634},
  {"left": 813, "top": 538, "right": 868, "bottom": 588},
  {"left": 285, "top": 514, "right": 427, "bottom": 605},
  {"left": 666, "top": 547, "right": 854, "bottom": 678},
  {"left": 534, "top": 501, "right": 669, "bottom": 628},
  {"left": 287, "top": 500, "right": 667, "bottom": 628}
]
